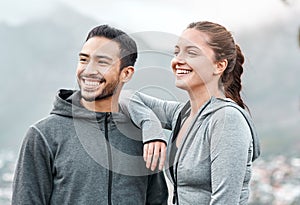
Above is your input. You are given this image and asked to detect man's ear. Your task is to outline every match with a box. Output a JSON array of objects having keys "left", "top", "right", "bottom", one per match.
[
  {"left": 213, "top": 59, "right": 228, "bottom": 75},
  {"left": 120, "top": 66, "right": 134, "bottom": 83}
]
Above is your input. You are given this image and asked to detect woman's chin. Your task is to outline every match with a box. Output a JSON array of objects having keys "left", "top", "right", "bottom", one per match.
[{"left": 175, "top": 82, "right": 189, "bottom": 91}]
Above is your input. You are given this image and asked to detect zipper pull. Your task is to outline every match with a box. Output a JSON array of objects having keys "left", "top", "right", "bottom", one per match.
[
  {"left": 172, "top": 195, "right": 176, "bottom": 204},
  {"left": 172, "top": 186, "right": 177, "bottom": 204}
]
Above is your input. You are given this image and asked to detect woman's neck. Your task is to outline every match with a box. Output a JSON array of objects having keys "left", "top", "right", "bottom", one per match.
[{"left": 187, "top": 86, "right": 225, "bottom": 116}]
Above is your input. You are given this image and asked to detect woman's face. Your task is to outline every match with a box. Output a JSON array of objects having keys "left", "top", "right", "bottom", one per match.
[{"left": 171, "top": 28, "right": 218, "bottom": 92}]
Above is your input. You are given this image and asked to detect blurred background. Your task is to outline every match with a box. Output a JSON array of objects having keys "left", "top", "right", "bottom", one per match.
[{"left": 0, "top": 0, "right": 299, "bottom": 204}]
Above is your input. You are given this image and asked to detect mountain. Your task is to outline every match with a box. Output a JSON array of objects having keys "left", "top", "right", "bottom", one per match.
[
  {"left": 0, "top": 5, "right": 97, "bottom": 149},
  {"left": 0, "top": 4, "right": 299, "bottom": 157},
  {"left": 236, "top": 15, "right": 300, "bottom": 157}
]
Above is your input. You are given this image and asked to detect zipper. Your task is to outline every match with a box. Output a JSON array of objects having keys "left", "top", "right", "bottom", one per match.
[
  {"left": 170, "top": 115, "right": 182, "bottom": 205},
  {"left": 171, "top": 103, "right": 190, "bottom": 205},
  {"left": 104, "top": 112, "right": 113, "bottom": 205},
  {"left": 171, "top": 101, "right": 210, "bottom": 204}
]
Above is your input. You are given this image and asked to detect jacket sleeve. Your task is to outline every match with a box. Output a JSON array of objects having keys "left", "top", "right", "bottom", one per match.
[
  {"left": 146, "top": 171, "right": 169, "bottom": 205},
  {"left": 119, "top": 90, "right": 182, "bottom": 144},
  {"left": 209, "top": 107, "right": 253, "bottom": 204},
  {"left": 12, "top": 126, "right": 53, "bottom": 205}
]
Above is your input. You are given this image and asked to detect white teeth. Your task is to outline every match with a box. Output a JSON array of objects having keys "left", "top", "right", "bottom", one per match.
[
  {"left": 84, "top": 80, "right": 100, "bottom": 86},
  {"left": 176, "top": 69, "right": 191, "bottom": 74}
]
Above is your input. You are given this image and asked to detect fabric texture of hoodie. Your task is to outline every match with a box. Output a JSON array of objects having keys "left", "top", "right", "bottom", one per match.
[
  {"left": 120, "top": 91, "right": 260, "bottom": 205},
  {"left": 12, "top": 89, "right": 168, "bottom": 205}
]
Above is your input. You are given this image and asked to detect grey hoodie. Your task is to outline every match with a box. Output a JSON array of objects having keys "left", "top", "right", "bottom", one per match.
[
  {"left": 12, "top": 89, "right": 168, "bottom": 205},
  {"left": 120, "top": 91, "right": 260, "bottom": 205}
]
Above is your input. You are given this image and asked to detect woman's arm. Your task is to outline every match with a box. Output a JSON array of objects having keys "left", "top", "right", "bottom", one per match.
[
  {"left": 209, "top": 107, "right": 252, "bottom": 204},
  {"left": 120, "top": 89, "right": 182, "bottom": 142},
  {"left": 120, "top": 90, "right": 183, "bottom": 171}
]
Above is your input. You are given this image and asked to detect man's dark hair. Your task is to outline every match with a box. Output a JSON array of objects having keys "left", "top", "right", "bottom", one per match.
[{"left": 86, "top": 25, "right": 138, "bottom": 70}]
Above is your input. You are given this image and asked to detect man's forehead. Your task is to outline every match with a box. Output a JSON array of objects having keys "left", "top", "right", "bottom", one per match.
[{"left": 82, "top": 37, "right": 121, "bottom": 56}]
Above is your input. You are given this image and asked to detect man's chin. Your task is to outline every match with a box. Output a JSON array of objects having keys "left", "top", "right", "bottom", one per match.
[
  {"left": 80, "top": 90, "right": 97, "bottom": 102},
  {"left": 81, "top": 91, "right": 113, "bottom": 102},
  {"left": 82, "top": 96, "right": 96, "bottom": 102}
]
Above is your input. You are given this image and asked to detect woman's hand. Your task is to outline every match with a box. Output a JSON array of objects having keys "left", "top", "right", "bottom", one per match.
[{"left": 144, "top": 141, "right": 167, "bottom": 171}]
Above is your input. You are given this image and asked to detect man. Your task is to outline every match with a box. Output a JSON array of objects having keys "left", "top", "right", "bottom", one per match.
[{"left": 12, "top": 25, "right": 168, "bottom": 205}]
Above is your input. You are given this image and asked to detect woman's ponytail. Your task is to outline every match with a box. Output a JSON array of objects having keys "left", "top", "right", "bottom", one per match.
[{"left": 221, "top": 44, "right": 247, "bottom": 110}]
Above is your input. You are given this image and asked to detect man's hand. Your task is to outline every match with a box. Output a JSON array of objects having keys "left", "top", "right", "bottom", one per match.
[{"left": 143, "top": 141, "right": 167, "bottom": 171}]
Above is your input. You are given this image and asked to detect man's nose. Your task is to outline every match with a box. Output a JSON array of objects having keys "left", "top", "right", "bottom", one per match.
[{"left": 84, "top": 61, "right": 98, "bottom": 74}]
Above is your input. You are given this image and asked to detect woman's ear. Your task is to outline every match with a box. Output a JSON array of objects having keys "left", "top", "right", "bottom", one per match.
[
  {"left": 120, "top": 66, "right": 134, "bottom": 83},
  {"left": 213, "top": 59, "right": 228, "bottom": 75}
]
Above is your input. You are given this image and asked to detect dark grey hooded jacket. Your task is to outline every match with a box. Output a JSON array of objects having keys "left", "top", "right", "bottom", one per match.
[{"left": 12, "top": 89, "right": 168, "bottom": 205}]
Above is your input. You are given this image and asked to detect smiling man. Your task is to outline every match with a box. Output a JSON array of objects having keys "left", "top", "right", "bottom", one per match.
[{"left": 12, "top": 25, "right": 168, "bottom": 205}]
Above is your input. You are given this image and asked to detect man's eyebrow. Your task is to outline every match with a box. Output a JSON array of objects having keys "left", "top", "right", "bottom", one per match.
[
  {"left": 79, "top": 53, "right": 113, "bottom": 61},
  {"left": 95, "top": 55, "right": 113, "bottom": 61},
  {"left": 79, "top": 53, "right": 89, "bottom": 57}
]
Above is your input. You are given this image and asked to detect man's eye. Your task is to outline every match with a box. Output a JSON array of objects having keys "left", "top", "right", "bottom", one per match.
[
  {"left": 79, "top": 58, "right": 88, "bottom": 62},
  {"left": 174, "top": 51, "right": 179, "bottom": 56},
  {"left": 98, "top": 61, "right": 109, "bottom": 65}
]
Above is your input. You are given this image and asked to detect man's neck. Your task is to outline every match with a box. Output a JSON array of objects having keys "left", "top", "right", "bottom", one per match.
[{"left": 80, "top": 95, "right": 119, "bottom": 113}]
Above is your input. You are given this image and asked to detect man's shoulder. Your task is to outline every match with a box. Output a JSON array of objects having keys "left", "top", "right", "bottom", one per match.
[
  {"left": 34, "top": 113, "right": 70, "bottom": 127},
  {"left": 31, "top": 114, "right": 74, "bottom": 138}
]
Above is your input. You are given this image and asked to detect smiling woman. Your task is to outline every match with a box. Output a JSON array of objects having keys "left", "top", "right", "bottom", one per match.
[{"left": 123, "top": 21, "right": 260, "bottom": 205}]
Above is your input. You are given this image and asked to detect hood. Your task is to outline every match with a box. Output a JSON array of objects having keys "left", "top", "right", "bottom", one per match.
[
  {"left": 50, "top": 89, "right": 100, "bottom": 120},
  {"left": 183, "top": 97, "right": 260, "bottom": 161}
]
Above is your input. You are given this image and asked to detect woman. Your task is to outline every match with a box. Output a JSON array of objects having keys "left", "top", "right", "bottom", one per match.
[{"left": 122, "top": 21, "right": 260, "bottom": 204}]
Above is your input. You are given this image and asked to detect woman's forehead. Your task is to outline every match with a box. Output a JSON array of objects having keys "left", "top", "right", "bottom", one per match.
[{"left": 176, "top": 29, "right": 210, "bottom": 48}]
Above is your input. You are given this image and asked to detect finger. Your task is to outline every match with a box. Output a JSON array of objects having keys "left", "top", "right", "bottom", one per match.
[
  {"left": 151, "top": 143, "right": 160, "bottom": 171},
  {"left": 143, "top": 143, "right": 149, "bottom": 162},
  {"left": 159, "top": 144, "right": 167, "bottom": 171},
  {"left": 146, "top": 143, "right": 154, "bottom": 169}
]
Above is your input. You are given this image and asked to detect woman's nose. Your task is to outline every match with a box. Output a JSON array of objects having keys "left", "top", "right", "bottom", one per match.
[{"left": 171, "top": 54, "right": 186, "bottom": 68}]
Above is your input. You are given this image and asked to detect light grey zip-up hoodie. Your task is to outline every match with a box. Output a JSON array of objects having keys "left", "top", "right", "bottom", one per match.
[
  {"left": 120, "top": 91, "right": 260, "bottom": 205},
  {"left": 12, "top": 89, "right": 168, "bottom": 205}
]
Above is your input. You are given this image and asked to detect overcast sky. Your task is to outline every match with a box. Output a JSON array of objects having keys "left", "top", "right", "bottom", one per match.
[{"left": 1, "top": 0, "right": 299, "bottom": 34}]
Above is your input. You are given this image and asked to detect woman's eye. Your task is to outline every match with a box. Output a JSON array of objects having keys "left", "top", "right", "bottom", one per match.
[{"left": 187, "top": 51, "right": 197, "bottom": 56}]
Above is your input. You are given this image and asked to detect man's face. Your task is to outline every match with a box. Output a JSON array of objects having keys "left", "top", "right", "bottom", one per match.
[{"left": 76, "top": 36, "right": 122, "bottom": 102}]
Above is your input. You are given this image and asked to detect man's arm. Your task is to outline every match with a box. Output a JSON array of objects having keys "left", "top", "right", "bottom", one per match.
[{"left": 12, "top": 126, "right": 53, "bottom": 204}]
